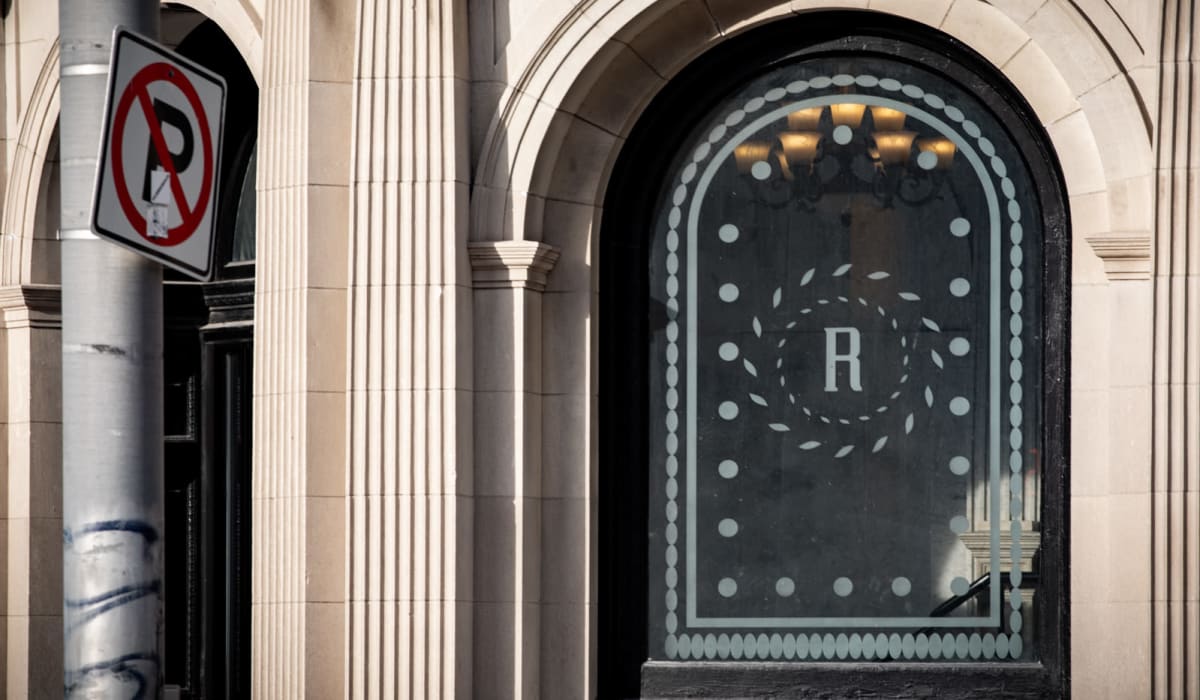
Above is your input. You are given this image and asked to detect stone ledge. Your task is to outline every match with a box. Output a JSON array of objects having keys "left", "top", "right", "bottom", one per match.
[
  {"left": 1085, "top": 233, "right": 1153, "bottom": 280},
  {"left": 0, "top": 284, "right": 62, "bottom": 328}
]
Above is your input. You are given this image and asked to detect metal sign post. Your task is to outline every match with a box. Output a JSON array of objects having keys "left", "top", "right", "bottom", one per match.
[{"left": 59, "top": 8, "right": 165, "bottom": 697}]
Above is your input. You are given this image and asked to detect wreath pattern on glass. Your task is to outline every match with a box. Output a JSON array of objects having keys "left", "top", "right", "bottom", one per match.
[{"left": 660, "top": 73, "right": 1027, "bottom": 660}]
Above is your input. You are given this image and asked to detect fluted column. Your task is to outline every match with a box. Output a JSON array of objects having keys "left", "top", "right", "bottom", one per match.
[
  {"left": 253, "top": 0, "right": 356, "bottom": 697},
  {"left": 345, "top": 0, "right": 472, "bottom": 697},
  {"left": 1153, "top": 2, "right": 1200, "bottom": 697},
  {"left": 253, "top": 3, "right": 309, "bottom": 689}
]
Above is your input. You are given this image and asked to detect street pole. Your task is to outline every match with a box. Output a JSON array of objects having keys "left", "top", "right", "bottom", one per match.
[{"left": 59, "top": 2, "right": 164, "bottom": 697}]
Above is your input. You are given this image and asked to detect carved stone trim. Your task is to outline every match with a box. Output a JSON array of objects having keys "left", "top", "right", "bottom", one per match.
[
  {"left": 202, "top": 276, "right": 255, "bottom": 329},
  {"left": 0, "top": 284, "right": 62, "bottom": 328},
  {"left": 468, "top": 240, "right": 560, "bottom": 291},
  {"left": 1086, "top": 233, "right": 1153, "bottom": 280}
]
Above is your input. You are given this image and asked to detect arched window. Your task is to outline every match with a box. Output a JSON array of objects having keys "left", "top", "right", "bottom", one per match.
[{"left": 600, "top": 13, "right": 1067, "bottom": 697}]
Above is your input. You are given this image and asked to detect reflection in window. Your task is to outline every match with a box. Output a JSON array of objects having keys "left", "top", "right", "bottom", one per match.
[
  {"left": 231, "top": 145, "right": 256, "bottom": 262},
  {"left": 647, "top": 58, "right": 1044, "bottom": 663}
]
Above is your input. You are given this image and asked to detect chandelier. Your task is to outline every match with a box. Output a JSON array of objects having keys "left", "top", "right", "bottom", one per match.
[{"left": 732, "top": 103, "right": 957, "bottom": 210}]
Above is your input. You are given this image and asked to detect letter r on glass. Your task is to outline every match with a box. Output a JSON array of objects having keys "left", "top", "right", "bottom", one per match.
[{"left": 824, "top": 327, "right": 862, "bottom": 392}]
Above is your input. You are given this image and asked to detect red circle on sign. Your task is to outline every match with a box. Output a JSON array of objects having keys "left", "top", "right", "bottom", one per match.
[{"left": 110, "top": 62, "right": 214, "bottom": 247}]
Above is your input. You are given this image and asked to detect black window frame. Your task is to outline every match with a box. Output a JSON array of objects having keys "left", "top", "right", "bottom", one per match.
[{"left": 598, "top": 12, "right": 1069, "bottom": 698}]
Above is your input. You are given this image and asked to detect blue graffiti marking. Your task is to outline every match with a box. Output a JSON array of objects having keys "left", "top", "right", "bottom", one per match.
[
  {"left": 65, "top": 651, "right": 159, "bottom": 700},
  {"left": 65, "top": 581, "right": 161, "bottom": 633},
  {"left": 63, "top": 520, "right": 162, "bottom": 699}
]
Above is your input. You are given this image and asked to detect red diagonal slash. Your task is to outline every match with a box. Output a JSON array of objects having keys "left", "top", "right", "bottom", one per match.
[
  {"left": 110, "top": 61, "right": 214, "bottom": 247},
  {"left": 135, "top": 87, "right": 193, "bottom": 222}
]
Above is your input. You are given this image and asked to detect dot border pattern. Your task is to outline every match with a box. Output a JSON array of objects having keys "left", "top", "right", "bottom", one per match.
[
  {"left": 661, "top": 72, "right": 1027, "bottom": 661},
  {"left": 663, "top": 631, "right": 1026, "bottom": 661}
]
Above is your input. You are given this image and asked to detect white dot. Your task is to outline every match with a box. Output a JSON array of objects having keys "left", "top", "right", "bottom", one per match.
[
  {"left": 833, "top": 125, "right": 853, "bottom": 145},
  {"left": 949, "top": 278, "right": 971, "bottom": 297},
  {"left": 917, "top": 150, "right": 938, "bottom": 170},
  {"left": 776, "top": 578, "right": 795, "bottom": 596},
  {"left": 949, "top": 337, "right": 970, "bottom": 356},
  {"left": 718, "top": 342, "right": 739, "bottom": 361},
  {"left": 719, "top": 283, "right": 740, "bottom": 302},
  {"left": 950, "top": 217, "right": 971, "bottom": 237},
  {"left": 833, "top": 577, "right": 853, "bottom": 597},
  {"left": 719, "top": 223, "right": 739, "bottom": 243},
  {"left": 950, "top": 515, "right": 970, "bottom": 534},
  {"left": 751, "top": 161, "right": 771, "bottom": 180},
  {"left": 718, "top": 460, "right": 738, "bottom": 478},
  {"left": 719, "top": 401, "right": 739, "bottom": 420},
  {"left": 718, "top": 518, "right": 739, "bottom": 537},
  {"left": 718, "top": 578, "right": 738, "bottom": 597},
  {"left": 949, "top": 397, "right": 970, "bottom": 416},
  {"left": 949, "top": 456, "right": 970, "bottom": 475},
  {"left": 950, "top": 577, "right": 970, "bottom": 596},
  {"left": 892, "top": 577, "right": 912, "bottom": 597}
]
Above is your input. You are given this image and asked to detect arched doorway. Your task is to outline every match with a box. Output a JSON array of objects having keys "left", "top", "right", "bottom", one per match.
[{"left": 160, "top": 9, "right": 257, "bottom": 697}]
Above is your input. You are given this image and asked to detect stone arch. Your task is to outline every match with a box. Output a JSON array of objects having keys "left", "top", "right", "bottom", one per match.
[
  {"left": 471, "top": 0, "right": 1153, "bottom": 280},
  {"left": 1, "top": 40, "right": 59, "bottom": 286},
  {"left": 164, "top": 0, "right": 263, "bottom": 83},
  {"left": 468, "top": 0, "right": 1152, "bottom": 693}
]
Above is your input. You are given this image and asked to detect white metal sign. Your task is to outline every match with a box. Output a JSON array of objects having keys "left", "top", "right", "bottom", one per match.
[{"left": 92, "top": 28, "right": 226, "bottom": 280}]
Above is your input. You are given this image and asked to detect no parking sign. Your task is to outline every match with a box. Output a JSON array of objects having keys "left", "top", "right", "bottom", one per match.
[{"left": 92, "top": 28, "right": 226, "bottom": 280}]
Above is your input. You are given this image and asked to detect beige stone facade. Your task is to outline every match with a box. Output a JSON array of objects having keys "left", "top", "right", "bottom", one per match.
[{"left": 0, "top": 0, "right": 1195, "bottom": 697}]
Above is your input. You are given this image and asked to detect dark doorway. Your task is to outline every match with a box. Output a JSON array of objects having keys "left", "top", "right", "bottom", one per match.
[{"left": 161, "top": 13, "right": 257, "bottom": 699}]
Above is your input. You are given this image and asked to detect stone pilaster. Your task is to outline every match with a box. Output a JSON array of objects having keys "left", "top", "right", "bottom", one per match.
[
  {"left": 469, "top": 241, "right": 558, "bottom": 700},
  {"left": 345, "top": 0, "right": 472, "bottom": 697},
  {"left": 0, "top": 284, "right": 61, "bottom": 698},
  {"left": 1153, "top": 2, "right": 1200, "bottom": 697},
  {"left": 253, "top": 1, "right": 355, "bottom": 697}
]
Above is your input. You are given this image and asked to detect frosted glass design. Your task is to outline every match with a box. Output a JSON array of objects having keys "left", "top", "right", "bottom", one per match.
[{"left": 648, "top": 58, "right": 1043, "bottom": 662}]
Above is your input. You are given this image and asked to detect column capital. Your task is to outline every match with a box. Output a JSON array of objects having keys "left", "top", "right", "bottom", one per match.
[
  {"left": 0, "top": 284, "right": 62, "bottom": 328},
  {"left": 468, "top": 240, "right": 560, "bottom": 292}
]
